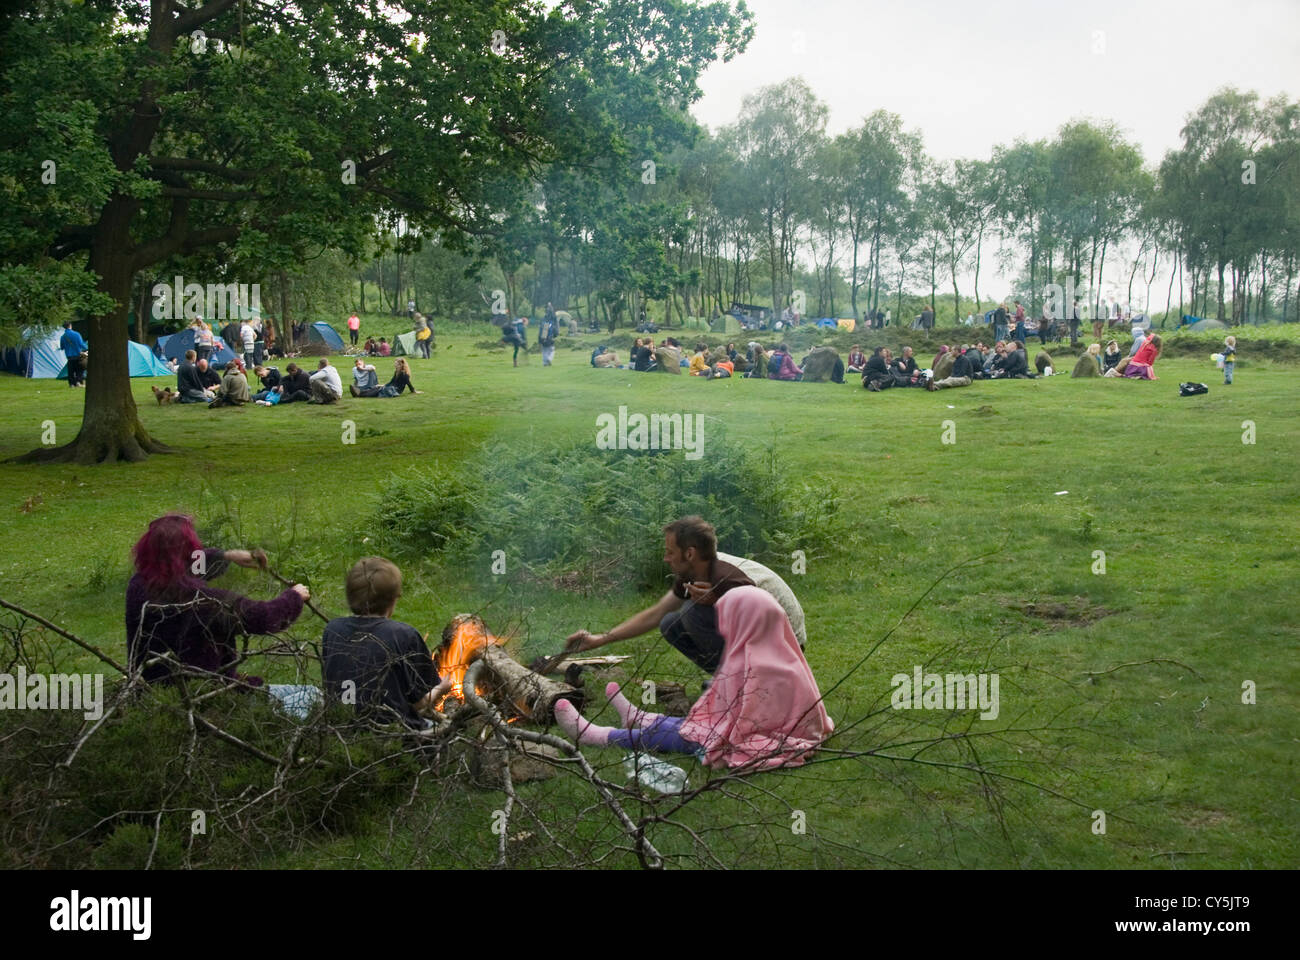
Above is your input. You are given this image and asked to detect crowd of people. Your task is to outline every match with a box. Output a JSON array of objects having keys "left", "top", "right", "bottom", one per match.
[
  {"left": 583, "top": 324, "right": 1184, "bottom": 394},
  {"left": 169, "top": 350, "right": 419, "bottom": 407},
  {"left": 124, "top": 513, "right": 832, "bottom": 771}
]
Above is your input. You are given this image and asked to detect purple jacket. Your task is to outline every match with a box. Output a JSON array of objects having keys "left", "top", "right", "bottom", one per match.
[{"left": 125, "top": 548, "right": 304, "bottom": 687}]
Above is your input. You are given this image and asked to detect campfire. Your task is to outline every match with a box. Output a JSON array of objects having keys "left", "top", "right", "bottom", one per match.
[{"left": 435, "top": 614, "right": 584, "bottom": 724}]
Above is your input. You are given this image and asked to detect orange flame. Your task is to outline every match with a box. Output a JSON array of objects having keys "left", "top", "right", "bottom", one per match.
[{"left": 436, "top": 616, "right": 501, "bottom": 709}]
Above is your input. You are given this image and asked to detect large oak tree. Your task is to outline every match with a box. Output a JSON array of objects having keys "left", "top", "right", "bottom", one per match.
[{"left": 1, "top": 0, "right": 750, "bottom": 462}]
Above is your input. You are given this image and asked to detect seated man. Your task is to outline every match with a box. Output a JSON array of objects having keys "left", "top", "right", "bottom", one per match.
[
  {"left": 349, "top": 357, "right": 379, "bottom": 397},
  {"left": 928, "top": 345, "right": 975, "bottom": 390},
  {"left": 862, "top": 347, "right": 894, "bottom": 391},
  {"left": 308, "top": 357, "right": 343, "bottom": 404},
  {"left": 321, "top": 557, "right": 452, "bottom": 729},
  {"left": 279, "top": 362, "right": 312, "bottom": 402},
  {"left": 1000, "top": 341, "right": 1030, "bottom": 378},
  {"left": 196, "top": 357, "right": 221, "bottom": 392},
  {"left": 689, "top": 343, "right": 711, "bottom": 376},
  {"left": 893, "top": 346, "right": 925, "bottom": 385},
  {"left": 175, "top": 350, "right": 212, "bottom": 403},
  {"left": 564, "top": 516, "right": 756, "bottom": 675}
]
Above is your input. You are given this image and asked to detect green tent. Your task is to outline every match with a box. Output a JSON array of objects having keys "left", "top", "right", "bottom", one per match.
[{"left": 393, "top": 330, "right": 419, "bottom": 355}]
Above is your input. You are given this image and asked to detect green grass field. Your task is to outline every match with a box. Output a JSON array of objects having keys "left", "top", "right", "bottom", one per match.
[{"left": 1, "top": 319, "right": 1297, "bottom": 869}]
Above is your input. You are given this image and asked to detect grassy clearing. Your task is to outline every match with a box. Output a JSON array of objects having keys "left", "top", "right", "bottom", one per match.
[{"left": 1, "top": 319, "right": 1297, "bottom": 868}]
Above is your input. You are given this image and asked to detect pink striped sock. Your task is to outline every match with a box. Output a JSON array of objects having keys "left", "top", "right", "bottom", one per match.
[
  {"left": 554, "top": 699, "right": 613, "bottom": 747},
  {"left": 606, "top": 682, "right": 662, "bottom": 730}
]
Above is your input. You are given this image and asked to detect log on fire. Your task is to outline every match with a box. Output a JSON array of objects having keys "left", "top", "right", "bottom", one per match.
[
  {"left": 475, "top": 643, "right": 585, "bottom": 723},
  {"left": 438, "top": 614, "right": 584, "bottom": 723}
]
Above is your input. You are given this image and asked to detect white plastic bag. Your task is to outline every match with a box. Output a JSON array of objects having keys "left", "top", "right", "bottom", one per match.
[{"left": 622, "top": 751, "right": 688, "bottom": 794}]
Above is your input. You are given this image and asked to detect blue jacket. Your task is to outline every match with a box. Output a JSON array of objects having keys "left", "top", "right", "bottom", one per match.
[{"left": 59, "top": 328, "right": 87, "bottom": 359}]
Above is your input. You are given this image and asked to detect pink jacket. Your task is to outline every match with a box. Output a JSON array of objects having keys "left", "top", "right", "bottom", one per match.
[{"left": 679, "top": 586, "right": 833, "bottom": 770}]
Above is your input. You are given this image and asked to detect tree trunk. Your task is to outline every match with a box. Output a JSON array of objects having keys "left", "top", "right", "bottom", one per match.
[
  {"left": 15, "top": 238, "right": 171, "bottom": 464},
  {"left": 358, "top": 273, "right": 366, "bottom": 314},
  {"left": 280, "top": 270, "right": 292, "bottom": 349}
]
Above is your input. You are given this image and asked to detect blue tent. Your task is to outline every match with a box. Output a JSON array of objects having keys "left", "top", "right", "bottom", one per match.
[
  {"left": 816, "top": 318, "right": 837, "bottom": 329},
  {"left": 155, "top": 329, "right": 237, "bottom": 368},
  {"left": 18, "top": 327, "right": 69, "bottom": 378},
  {"left": 55, "top": 339, "right": 172, "bottom": 379},
  {"left": 308, "top": 321, "right": 345, "bottom": 351},
  {"left": 5, "top": 327, "right": 171, "bottom": 378}
]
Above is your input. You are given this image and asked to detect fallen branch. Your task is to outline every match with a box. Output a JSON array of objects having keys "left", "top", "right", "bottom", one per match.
[
  {"left": 1081, "top": 658, "right": 1203, "bottom": 681},
  {"left": 0, "top": 596, "right": 128, "bottom": 675}
]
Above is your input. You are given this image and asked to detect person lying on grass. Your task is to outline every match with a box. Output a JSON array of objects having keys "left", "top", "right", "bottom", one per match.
[
  {"left": 126, "top": 514, "right": 309, "bottom": 688},
  {"left": 554, "top": 586, "right": 833, "bottom": 770},
  {"left": 321, "top": 557, "right": 451, "bottom": 730}
]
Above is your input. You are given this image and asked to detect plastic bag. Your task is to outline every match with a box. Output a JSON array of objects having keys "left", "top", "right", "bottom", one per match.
[{"left": 622, "top": 751, "right": 688, "bottom": 794}]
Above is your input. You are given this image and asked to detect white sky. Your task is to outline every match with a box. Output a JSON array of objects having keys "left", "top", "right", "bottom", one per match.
[
  {"left": 687, "top": 0, "right": 1299, "bottom": 307},
  {"left": 693, "top": 0, "right": 1299, "bottom": 162}
]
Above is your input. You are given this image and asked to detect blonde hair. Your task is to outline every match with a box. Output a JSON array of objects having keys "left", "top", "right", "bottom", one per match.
[
  {"left": 1225, "top": 336, "right": 1236, "bottom": 347},
  {"left": 394, "top": 357, "right": 411, "bottom": 377},
  {"left": 345, "top": 557, "right": 403, "bottom": 615},
  {"left": 1087, "top": 343, "right": 1101, "bottom": 356}
]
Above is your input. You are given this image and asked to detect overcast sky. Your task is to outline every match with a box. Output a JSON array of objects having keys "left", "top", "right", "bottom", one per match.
[
  {"left": 686, "top": 0, "right": 1297, "bottom": 306},
  {"left": 691, "top": 0, "right": 1300, "bottom": 164}
]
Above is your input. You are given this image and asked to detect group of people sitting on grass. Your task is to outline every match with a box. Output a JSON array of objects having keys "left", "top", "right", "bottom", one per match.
[
  {"left": 361, "top": 336, "right": 394, "bottom": 357},
  {"left": 124, "top": 513, "right": 832, "bottom": 771},
  {"left": 592, "top": 338, "right": 848, "bottom": 384},
  {"left": 1068, "top": 330, "right": 1164, "bottom": 380},
  {"left": 171, "top": 350, "right": 419, "bottom": 406}
]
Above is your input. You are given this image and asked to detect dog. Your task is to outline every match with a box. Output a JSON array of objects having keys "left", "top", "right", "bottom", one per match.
[{"left": 152, "top": 385, "right": 176, "bottom": 405}]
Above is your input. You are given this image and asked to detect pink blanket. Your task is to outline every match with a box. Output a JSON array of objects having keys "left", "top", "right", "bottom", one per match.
[
  {"left": 679, "top": 586, "right": 833, "bottom": 770},
  {"left": 1123, "top": 361, "right": 1157, "bottom": 380}
]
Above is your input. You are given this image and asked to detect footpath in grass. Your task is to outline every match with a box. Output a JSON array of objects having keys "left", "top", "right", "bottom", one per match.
[{"left": 0, "top": 323, "right": 1296, "bottom": 868}]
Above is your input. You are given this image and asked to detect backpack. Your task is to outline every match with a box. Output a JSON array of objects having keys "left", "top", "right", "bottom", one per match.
[
  {"left": 1179, "top": 382, "right": 1209, "bottom": 397},
  {"left": 767, "top": 352, "right": 784, "bottom": 376}
]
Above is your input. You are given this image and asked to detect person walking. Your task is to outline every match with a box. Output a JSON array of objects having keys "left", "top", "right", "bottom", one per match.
[
  {"left": 412, "top": 312, "right": 432, "bottom": 360},
  {"left": 58, "top": 321, "right": 88, "bottom": 388},
  {"left": 539, "top": 306, "right": 559, "bottom": 367}
]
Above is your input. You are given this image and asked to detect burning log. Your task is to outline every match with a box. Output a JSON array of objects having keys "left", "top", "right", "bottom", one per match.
[{"left": 437, "top": 614, "right": 584, "bottom": 723}]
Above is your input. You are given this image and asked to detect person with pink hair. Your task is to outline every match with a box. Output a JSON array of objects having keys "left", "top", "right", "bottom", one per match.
[
  {"left": 554, "top": 586, "right": 833, "bottom": 770},
  {"left": 125, "top": 514, "right": 309, "bottom": 687}
]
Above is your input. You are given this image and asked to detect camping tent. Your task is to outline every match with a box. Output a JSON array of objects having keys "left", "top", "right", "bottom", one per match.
[
  {"left": 393, "top": 330, "right": 419, "bottom": 356},
  {"left": 1187, "top": 317, "right": 1227, "bottom": 333},
  {"left": 63, "top": 340, "right": 172, "bottom": 379},
  {"left": 307, "top": 321, "right": 345, "bottom": 351},
  {"left": 18, "top": 328, "right": 67, "bottom": 378},
  {"left": 6, "top": 327, "right": 172, "bottom": 378},
  {"left": 154, "top": 329, "right": 237, "bottom": 368}
]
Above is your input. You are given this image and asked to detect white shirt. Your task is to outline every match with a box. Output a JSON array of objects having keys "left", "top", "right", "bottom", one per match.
[
  {"left": 240, "top": 323, "right": 255, "bottom": 349},
  {"left": 310, "top": 364, "right": 342, "bottom": 398}
]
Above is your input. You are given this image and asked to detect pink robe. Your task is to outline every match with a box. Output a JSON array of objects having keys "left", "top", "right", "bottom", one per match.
[{"left": 679, "top": 586, "right": 833, "bottom": 770}]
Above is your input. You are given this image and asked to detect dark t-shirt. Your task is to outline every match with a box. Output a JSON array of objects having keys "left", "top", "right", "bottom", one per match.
[
  {"left": 283, "top": 369, "right": 311, "bottom": 394},
  {"left": 321, "top": 616, "right": 439, "bottom": 728},
  {"left": 671, "top": 557, "right": 754, "bottom": 603}
]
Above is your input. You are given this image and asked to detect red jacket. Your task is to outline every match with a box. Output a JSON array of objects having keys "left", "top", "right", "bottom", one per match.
[{"left": 1133, "top": 340, "right": 1159, "bottom": 366}]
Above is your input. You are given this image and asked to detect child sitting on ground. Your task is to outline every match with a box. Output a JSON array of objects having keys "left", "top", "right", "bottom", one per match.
[
  {"left": 1222, "top": 336, "right": 1237, "bottom": 385},
  {"left": 321, "top": 557, "right": 451, "bottom": 729}
]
